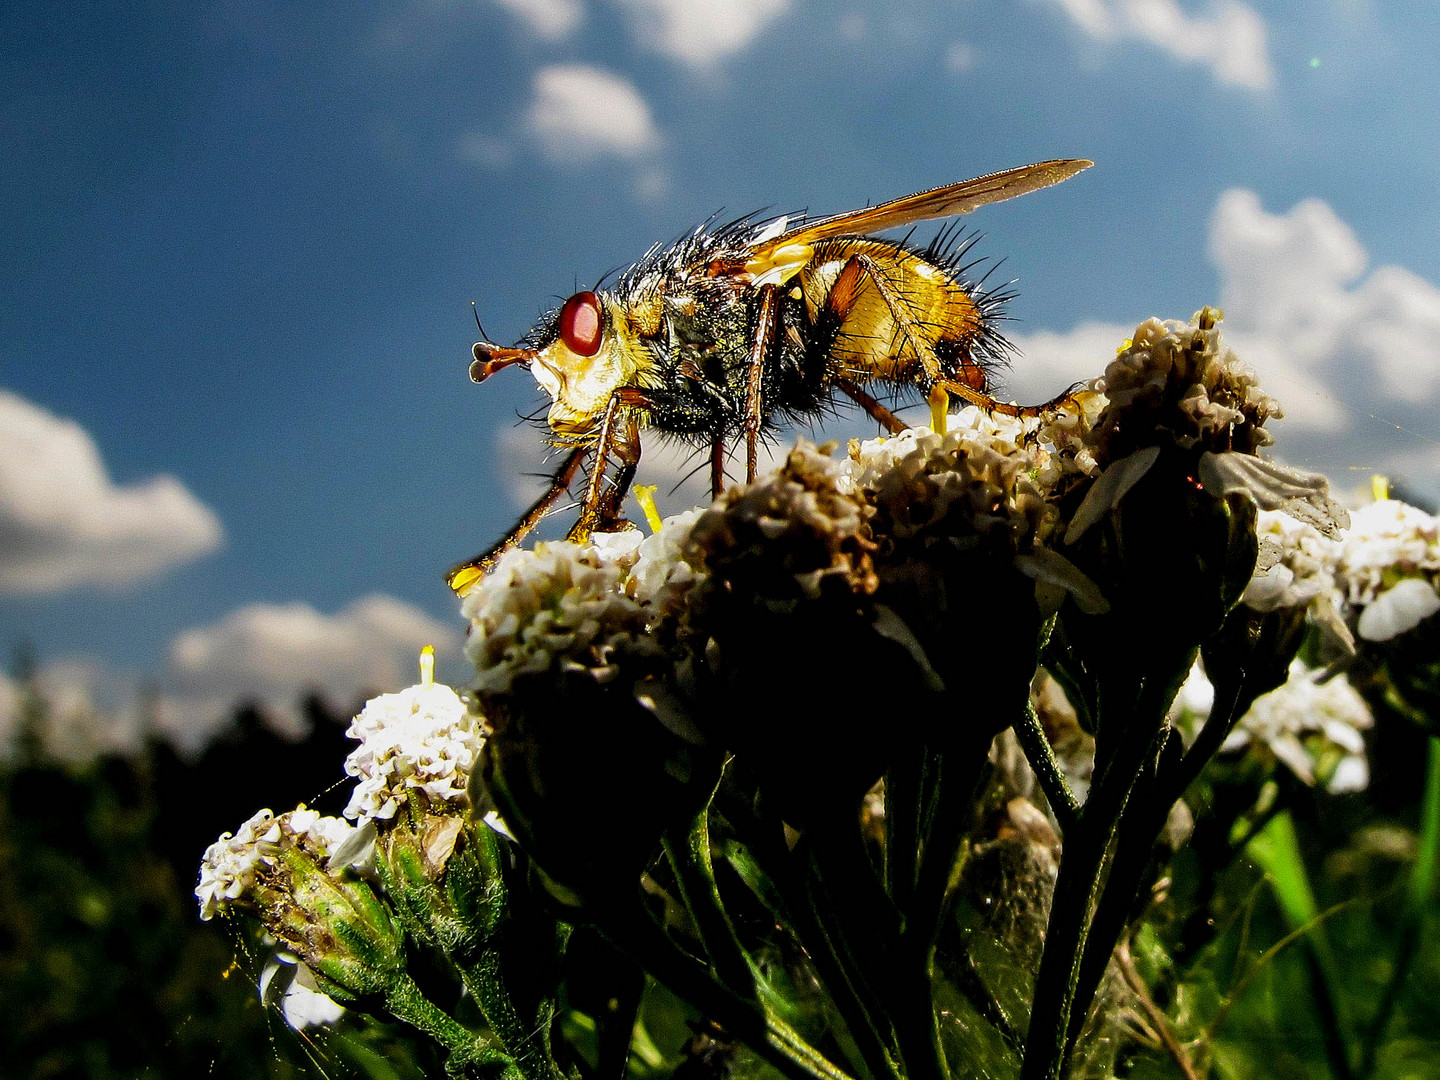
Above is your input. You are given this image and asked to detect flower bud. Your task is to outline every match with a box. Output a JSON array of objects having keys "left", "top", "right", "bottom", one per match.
[
  {"left": 197, "top": 806, "right": 402, "bottom": 1002},
  {"left": 1086, "top": 307, "right": 1279, "bottom": 466},
  {"left": 376, "top": 802, "right": 507, "bottom": 958}
]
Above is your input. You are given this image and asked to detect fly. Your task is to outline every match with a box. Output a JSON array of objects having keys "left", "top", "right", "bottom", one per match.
[{"left": 450, "top": 159, "right": 1093, "bottom": 595}]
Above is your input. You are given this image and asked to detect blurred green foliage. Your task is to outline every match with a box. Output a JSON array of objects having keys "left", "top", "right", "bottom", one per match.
[
  {"left": 1119, "top": 698, "right": 1440, "bottom": 1080},
  {"left": 0, "top": 677, "right": 437, "bottom": 1080}
]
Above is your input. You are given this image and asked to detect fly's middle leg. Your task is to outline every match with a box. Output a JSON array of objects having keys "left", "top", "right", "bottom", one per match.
[
  {"left": 741, "top": 284, "right": 780, "bottom": 484},
  {"left": 569, "top": 390, "right": 646, "bottom": 543}
]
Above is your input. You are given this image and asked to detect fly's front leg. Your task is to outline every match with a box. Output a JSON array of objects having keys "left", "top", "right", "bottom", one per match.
[
  {"left": 594, "top": 413, "right": 642, "bottom": 530},
  {"left": 568, "top": 388, "right": 649, "bottom": 543},
  {"left": 447, "top": 444, "right": 590, "bottom": 594}
]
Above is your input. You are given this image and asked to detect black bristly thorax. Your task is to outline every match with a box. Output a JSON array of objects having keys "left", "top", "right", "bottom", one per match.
[{"left": 613, "top": 221, "right": 770, "bottom": 447}]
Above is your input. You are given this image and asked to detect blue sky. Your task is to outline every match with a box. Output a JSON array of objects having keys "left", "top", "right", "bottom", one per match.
[{"left": 4, "top": 0, "right": 1440, "bottom": 752}]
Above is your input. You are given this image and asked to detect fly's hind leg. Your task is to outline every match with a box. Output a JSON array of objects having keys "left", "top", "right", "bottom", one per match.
[
  {"left": 809, "top": 258, "right": 910, "bottom": 436},
  {"left": 826, "top": 253, "right": 1083, "bottom": 433},
  {"left": 447, "top": 444, "right": 590, "bottom": 595},
  {"left": 811, "top": 254, "right": 956, "bottom": 433},
  {"left": 835, "top": 378, "right": 908, "bottom": 435}
]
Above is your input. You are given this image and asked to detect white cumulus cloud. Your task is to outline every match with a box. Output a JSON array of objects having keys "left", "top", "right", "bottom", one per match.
[
  {"left": 526, "top": 64, "right": 661, "bottom": 162},
  {"left": 1211, "top": 189, "right": 1440, "bottom": 408},
  {"left": 614, "top": 0, "right": 790, "bottom": 67},
  {"left": 1041, "top": 0, "right": 1275, "bottom": 90},
  {"left": 492, "top": 0, "right": 583, "bottom": 39},
  {"left": 158, "top": 594, "right": 460, "bottom": 753},
  {"left": 0, "top": 390, "right": 222, "bottom": 595}
]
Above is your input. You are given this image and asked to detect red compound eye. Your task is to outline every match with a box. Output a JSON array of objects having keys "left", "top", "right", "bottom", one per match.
[{"left": 559, "top": 291, "right": 603, "bottom": 357}]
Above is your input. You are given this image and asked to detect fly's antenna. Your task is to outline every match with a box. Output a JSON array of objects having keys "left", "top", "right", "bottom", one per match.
[{"left": 471, "top": 301, "right": 493, "bottom": 343}]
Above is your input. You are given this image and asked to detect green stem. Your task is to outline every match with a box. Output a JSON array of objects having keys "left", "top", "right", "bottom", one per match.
[
  {"left": 1018, "top": 819, "right": 1113, "bottom": 1080},
  {"left": 375, "top": 826, "right": 555, "bottom": 1080},
  {"left": 720, "top": 794, "right": 902, "bottom": 1080},
  {"left": 795, "top": 843, "right": 906, "bottom": 1080},
  {"left": 1021, "top": 671, "right": 1163, "bottom": 1080},
  {"left": 1408, "top": 735, "right": 1440, "bottom": 915},
  {"left": 1062, "top": 728, "right": 1182, "bottom": 1054},
  {"left": 812, "top": 793, "right": 956, "bottom": 1080},
  {"left": 1041, "top": 646, "right": 1204, "bottom": 1070},
  {"left": 1170, "top": 673, "right": 1248, "bottom": 799},
  {"left": 1014, "top": 702, "right": 1080, "bottom": 833},
  {"left": 383, "top": 972, "right": 514, "bottom": 1079},
  {"left": 885, "top": 748, "right": 926, "bottom": 912},
  {"left": 454, "top": 948, "right": 554, "bottom": 1080},
  {"left": 663, "top": 809, "right": 755, "bottom": 997},
  {"left": 910, "top": 746, "right": 986, "bottom": 958},
  {"left": 666, "top": 794, "right": 856, "bottom": 1080},
  {"left": 898, "top": 740, "right": 994, "bottom": 1080}
]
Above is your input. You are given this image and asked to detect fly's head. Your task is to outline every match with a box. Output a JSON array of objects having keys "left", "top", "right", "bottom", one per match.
[{"left": 472, "top": 289, "right": 653, "bottom": 440}]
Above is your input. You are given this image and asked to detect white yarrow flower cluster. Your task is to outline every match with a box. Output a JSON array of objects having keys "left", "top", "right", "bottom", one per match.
[
  {"left": 843, "top": 407, "right": 1062, "bottom": 496},
  {"left": 681, "top": 440, "right": 878, "bottom": 605},
  {"left": 1246, "top": 510, "right": 1343, "bottom": 609},
  {"left": 844, "top": 419, "right": 1107, "bottom": 613},
  {"left": 462, "top": 540, "right": 666, "bottom": 696},
  {"left": 1090, "top": 309, "right": 1280, "bottom": 459},
  {"left": 1244, "top": 509, "right": 1352, "bottom": 650},
  {"left": 586, "top": 527, "right": 646, "bottom": 570},
  {"left": 342, "top": 681, "right": 481, "bottom": 823},
  {"left": 196, "top": 806, "right": 358, "bottom": 920},
  {"left": 1336, "top": 499, "right": 1440, "bottom": 641},
  {"left": 1222, "top": 661, "right": 1375, "bottom": 793},
  {"left": 845, "top": 419, "right": 1050, "bottom": 545}
]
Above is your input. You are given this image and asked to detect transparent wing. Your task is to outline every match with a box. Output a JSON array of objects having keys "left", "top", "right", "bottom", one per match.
[{"left": 747, "top": 159, "right": 1092, "bottom": 257}]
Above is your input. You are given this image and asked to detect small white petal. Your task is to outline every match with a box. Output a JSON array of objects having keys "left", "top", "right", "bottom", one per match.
[
  {"left": 328, "top": 820, "right": 376, "bottom": 871},
  {"left": 869, "top": 603, "right": 945, "bottom": 693},
  {"left": 482, "top": 810, "right": 517, "bottom": 842},
  {"left": 1356, "top": 578, "right": 1440, "bottom": 641},
  {"left": 1015, "top": 549, "right": 1110, "bottom": 615},
  {"left": 1064, "top": 447, "right": 1160, "bottom": 544},
  {"left": 1270, "top": 734, "right": 1316, "bottom": 785},
  {"left": 281, "top": 963, "right": 346, "bottom": 1029},
  {"left": 1198, "top": 452, "right": 1349, "bottom": 537},
  {"left": 1327, "top": 756, "right": 1370, "bottom": 794},
  {"left": 1242, "top": 564, "right": 1295, "bottom": 610}
]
